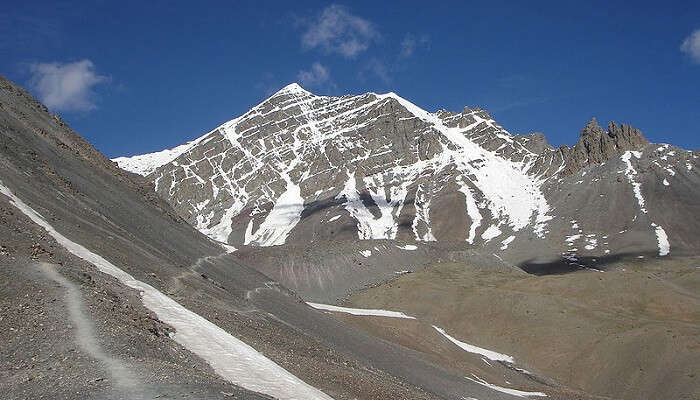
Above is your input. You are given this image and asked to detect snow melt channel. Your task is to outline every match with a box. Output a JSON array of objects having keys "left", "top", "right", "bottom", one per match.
[{"left": 0, "top": 181, "right": 333, "bottom": 400}]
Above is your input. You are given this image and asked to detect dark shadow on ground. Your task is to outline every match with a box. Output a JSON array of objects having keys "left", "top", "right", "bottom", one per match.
[{"left": 518, "top": 250, "right": 665, "bottom": 276}]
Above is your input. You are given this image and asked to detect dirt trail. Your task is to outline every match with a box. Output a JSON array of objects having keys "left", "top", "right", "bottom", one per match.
[{"left": 37, "top": 262, "right": 150, "bottom": 400}]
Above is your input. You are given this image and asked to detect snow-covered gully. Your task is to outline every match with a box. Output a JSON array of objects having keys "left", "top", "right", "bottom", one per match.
[{"left": 0, "top": 181, "right": 333, "bottom": 400}]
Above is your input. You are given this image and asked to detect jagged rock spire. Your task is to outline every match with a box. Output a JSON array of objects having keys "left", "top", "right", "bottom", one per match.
[
  {"left": 581, "top": 117, "right": 605, "bottom": 137},
  {"left": 561, "top": 118, "right": 649, "bottom": 175}
]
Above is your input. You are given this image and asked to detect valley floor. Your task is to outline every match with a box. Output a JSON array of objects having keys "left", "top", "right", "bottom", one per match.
[{"left": 329, "top": 257, "right": 700, "bottom": 400}]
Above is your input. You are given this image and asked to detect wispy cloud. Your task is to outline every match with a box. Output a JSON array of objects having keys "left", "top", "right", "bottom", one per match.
[
  {"left": 359, "top": 58, "right": 391, "bottom": 85},
  {"left": 399, "top": 33, "right": 430, "bottom": 58},
  {"left": 300, "top": 4, "right": 379, "bottom": 58},
  {"left": 28, "top": 59, "right": 107, "bottom": 112},
  {"left": 297, "top": 62, "right": 332, "bottom": 88},
  {"left": 681, "top": 29, "right": 700, "bottom": 64}
]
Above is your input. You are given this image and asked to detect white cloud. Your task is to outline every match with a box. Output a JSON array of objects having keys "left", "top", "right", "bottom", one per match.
[
  {"left": 301, "top": 5, "right": 379, "bottom": 58},
  {"left": 400, "top": 36, "right": 416, "bottom": 58},
  {"left": 297, "top": 62, "right": 331, "bottom": 88},
  {"left": 28, "top": 59, "right": 107, "bottom": 112},
  {"left": 400, "top": 33, "right": 430, "bottom": 58},
  {"left": 681, "top": 29, "right": 700, "bottom": 64}
]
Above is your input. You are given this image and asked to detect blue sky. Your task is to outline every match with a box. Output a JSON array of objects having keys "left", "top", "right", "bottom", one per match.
[{"left": 2, "top": 1, "right": 699, "bottom": 157}]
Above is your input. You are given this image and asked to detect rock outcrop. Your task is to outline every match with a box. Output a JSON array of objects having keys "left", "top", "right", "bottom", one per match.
[{"left": 560, "top": 118, "right": 648, "bottom": 175}]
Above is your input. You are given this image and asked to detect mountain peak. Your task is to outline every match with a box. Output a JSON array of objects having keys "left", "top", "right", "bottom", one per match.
[
  {"left": 581, "top": 117, "right": 604, "bottom": 137},
  {"left": 274, "top": 82, "right": 313, "bottom": 97}
]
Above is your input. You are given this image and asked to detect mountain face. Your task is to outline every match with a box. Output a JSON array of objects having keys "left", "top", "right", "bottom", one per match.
[{"left": 115, "top": 83, "right": 699, "bottom": 269}]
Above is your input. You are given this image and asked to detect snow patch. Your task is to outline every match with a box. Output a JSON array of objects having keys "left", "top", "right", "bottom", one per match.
[
  {"left": 621, "top": 151, "right": 647, "bottom": 214},
  {"left": 500, "top": 235, "right": 515, "bottom": 250},
  {"left": 565, "top": 234, "right": 581, "bottom": 244},
  {"left": 458, "top": 181, "right": 483, "bottom": 244},
  {"left": 114, "top": 144, "right": 197, "bottom": 176},
  {"left": 651, "top": 223, "right": 670, "bottom": 256},
  {"left": 307, "top": 303, "right": 415, "bottom": 319},
  {"left": 245, "top": 173, "right": 304, "bottom": 246},
  {"left": 465, "top": 375, "right": 547, "bottom": 398},
  {"left": 482, "top": 225, "right": 502, "bottom": 242},
  {"left": 433, "top": 325, "right": 514, "bottom": 363}
]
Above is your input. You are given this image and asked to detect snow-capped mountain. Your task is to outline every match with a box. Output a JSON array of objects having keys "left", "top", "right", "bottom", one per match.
[{"left": 114, "top": 83, "right": 700, "bottom": 266}]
